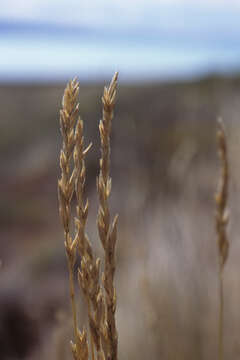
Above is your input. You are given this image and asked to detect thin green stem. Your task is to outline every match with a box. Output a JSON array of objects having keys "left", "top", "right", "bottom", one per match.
[{"left": 218, "top": 266, "right": 224, "bottom": 360}]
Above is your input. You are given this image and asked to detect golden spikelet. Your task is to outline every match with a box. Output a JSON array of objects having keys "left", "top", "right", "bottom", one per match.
[
  {"left": 58, "top": 79, "right": 80, "bottom": 343},
  {"left": 58, "top": 78, "right": 92, "bottom": 360},
  {"left": 97, "top": 72, "right": 118, "bottom": 360},
  {"left": 58, "top": 73, "right": 119, "bottom": 360}
]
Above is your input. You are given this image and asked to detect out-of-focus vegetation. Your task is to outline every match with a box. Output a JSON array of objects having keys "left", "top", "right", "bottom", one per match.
[{"left": 1, "top": 74, "right": 240, "bottom": 359}]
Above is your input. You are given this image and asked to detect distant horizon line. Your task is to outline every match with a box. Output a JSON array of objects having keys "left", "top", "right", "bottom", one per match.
[{"left": 0, "top": 69, "right": 239, "bottom": 86}]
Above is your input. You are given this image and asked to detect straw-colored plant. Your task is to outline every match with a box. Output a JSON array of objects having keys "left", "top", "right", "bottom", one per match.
[
  {"left": 58, "top": 73, "right": 118, "bottom": 360},
  {"left": 215, "top": 118, "right": 229, "bottom": 360}
]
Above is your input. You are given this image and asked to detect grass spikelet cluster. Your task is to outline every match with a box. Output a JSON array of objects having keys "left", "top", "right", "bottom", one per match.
[
  {"left": 97, "top": 72, "right": 119, "bottom": 360},
  {"left": 58, "top": 73, "right": 118, "bottom": 360}
]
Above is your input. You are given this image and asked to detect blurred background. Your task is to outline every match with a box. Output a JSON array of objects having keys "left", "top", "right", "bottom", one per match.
[{"left": 1, "top": 1, "right": 240, "bottom": 359}]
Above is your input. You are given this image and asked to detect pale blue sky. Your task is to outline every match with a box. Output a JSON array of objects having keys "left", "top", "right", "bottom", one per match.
[{"left": 1, "top": 0, "right": 240, "bottom": 82}]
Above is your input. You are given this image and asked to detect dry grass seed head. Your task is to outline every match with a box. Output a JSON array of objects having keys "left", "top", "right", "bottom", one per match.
[
  {"left": 59, "top": 73, "right": 119, "bottom": 360},
  {"left": 97, "top": 72, "right": 119, "bottom": 360}
]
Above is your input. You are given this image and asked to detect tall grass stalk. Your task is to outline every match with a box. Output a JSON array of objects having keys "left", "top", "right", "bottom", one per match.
[
  {"left": 215, "top": 118, "right": 229, "bottom": 360},
  {"left": 58, "top": 79, "right": 80, "bottom": 344},
  {"left": 58, "top": 73, "right": 118, "bottom": 360}
]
